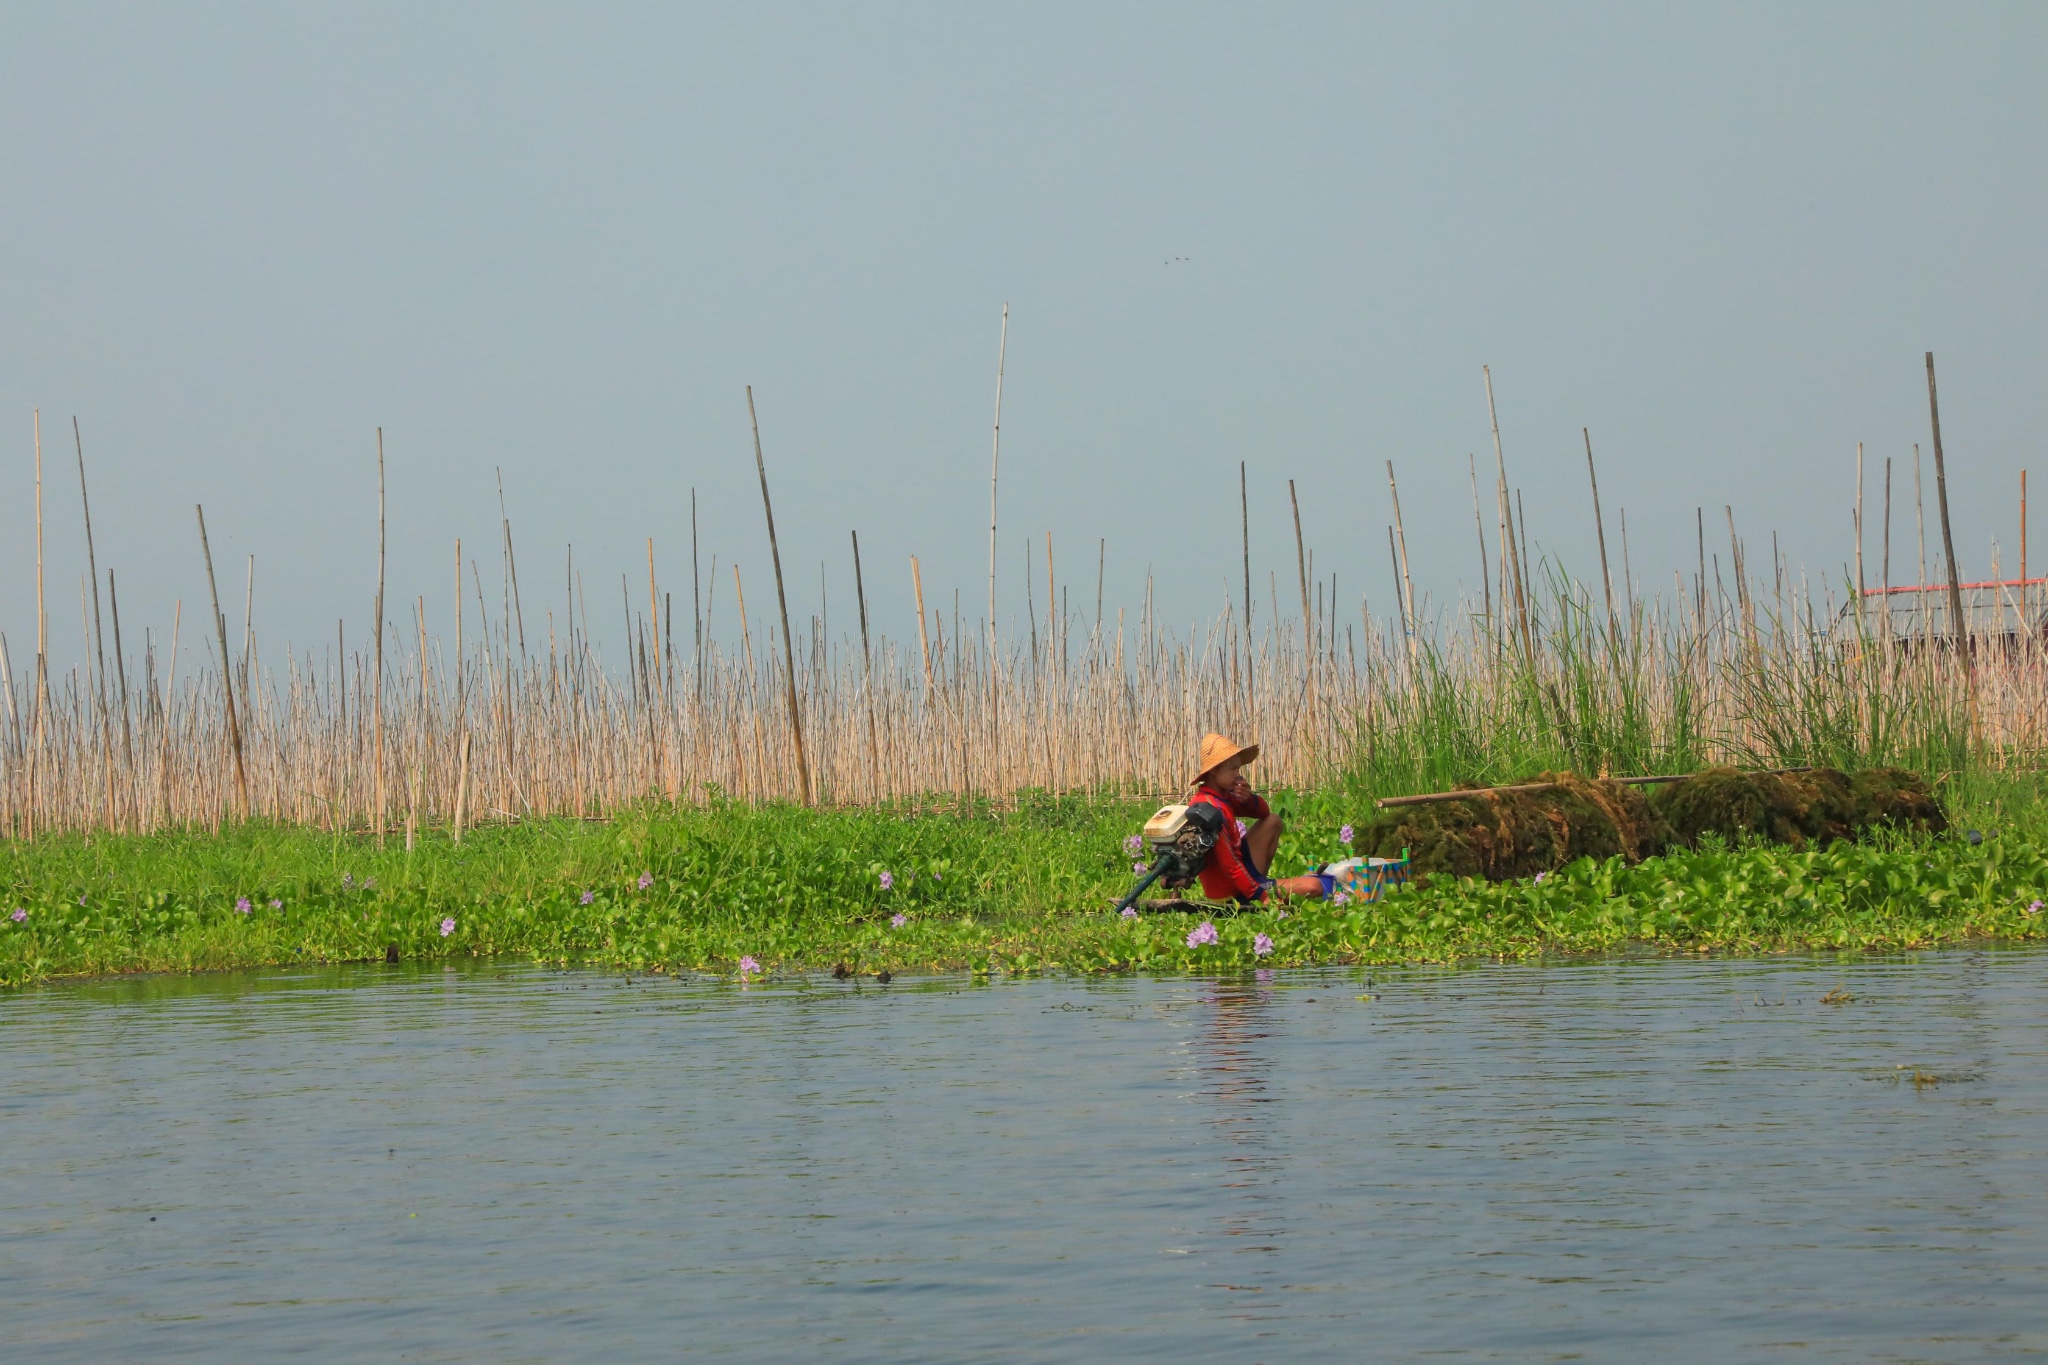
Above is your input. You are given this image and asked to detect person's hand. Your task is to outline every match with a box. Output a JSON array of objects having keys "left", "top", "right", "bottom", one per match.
[{"left": 1231, "top": 775, "right": 1254, "bottom": 802}]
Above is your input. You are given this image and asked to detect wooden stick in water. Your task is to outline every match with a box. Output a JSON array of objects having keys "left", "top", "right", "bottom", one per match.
[
  {"left": 1468, "top": 453, "right": 1492, "bottom": 628},
  {"left": 1881, "top": 456, "right": 1892, "bottom": 597},
  {"left": 108, "top": 569, "right": 134, "bottom": 821},
  {"left": 1854, "top": 441, "right": 1866, "bottom": 604},
  {"left": 1926, "top": 354, "right": 1969, "bottom": 655},
  {"left": 374, "top": 430, "right": 387, "bottom": 843},
  {"left": 454, "top": 730, "right": 471, "bottom": 842},
  {"left": 1583, "top": 429, "right": 1616, "bottom": 640},
  {"left": 1240, "top": 462, "right": 1254, "bottom": 729},
  {"left": 1386, "top": 461, "right": 1419, "bottom": 667},
  {"left": 746, "top": 386, "right": 811, "bottom": 805},
  {"left": 73, "top": 419, "right": 112, "bottom": 767},
  {"left": 853, "top": 530, "right": 877, "bottom": 790},
  {"left": 196, "top": 504, "right": 250, "bottom": 819},
  {"left": 912, "top": 555, "right": 933, "bottom": 702},
  {"left": 1914, "top": 443, "right": 1927, "bottom": 587},
  {"left": 987, "top": 303, "right": 1008, "bottom": 649}
]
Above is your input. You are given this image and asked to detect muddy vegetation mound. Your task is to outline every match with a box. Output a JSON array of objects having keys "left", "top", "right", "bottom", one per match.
[{"left": 1354, "top": 766, "right": 1946, "bottom": 882}]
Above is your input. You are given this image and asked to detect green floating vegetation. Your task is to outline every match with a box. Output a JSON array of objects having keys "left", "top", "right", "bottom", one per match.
[
  {"left": 1355, "top": 766, "right": 1947, "bottom": 881},
  {"left": 1, "top": 777, "right": 2043, "bottom": 988}
]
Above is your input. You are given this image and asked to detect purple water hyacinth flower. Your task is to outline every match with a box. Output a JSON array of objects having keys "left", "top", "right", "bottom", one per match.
[
  {"left": 891, "top": 913, "right": 907, "bottom": 928},
  {"left": 1331, "top": 891, "right": 1350, "bottom": 907},
  {"left": 738, "top": 955, "right": 760, "bottom": 975},
  {"left": 440, "top": 917, "right": 456, "bottom": 937},
  {"left": 2029, "top": 900, "right": 2044, "bottom": 917},
  {"left": 270, "top": 899, "right": 282, "bottom": 910},
  {"left": 879, "top": 871, "right": 894, "bottom": 891},
  {"left": 236, "top": 897, "right": 251, "bottom": 914},
  {"left": 580, "top": 890, "right": 595, "bottom": 905},
  {"left": 1186, "top": 921, "right": 1218, "bottom": 948},
  {"left": 1123, "top": 833, "right": 1143, "bottom": 856},
  {"left": 1132, "top": 861, "right": 1147, "bottom": 874},
  {"left": 1253, "top": 933, "right": 1274, "bottom": 957},
  {"left": 1534, "top": 871, "right": 1547, "bottom": 883},
  {"left": 1340, "top": 824, "right": 1354, "bottom": 845},
  {"left": 1275, "top": 910, "right": 1288, "bottom": 920},
  {"left": 932, "top": 871, "right": 941, "bottom": 881},
  {"left": 1235, "top": 818, "right": 1248, "bottom": 838},
  {"left": 638, "top": 872, "right": 653, "bottom": 890},
  {"left": 1120, "top": 906, "right": 1138, "bottom": 920},
  {"left": 78, "top": 894, "right": 87, "bottom": 906},
  {"left": 9, "top": 908, "right": 25, "bottom": 923}
]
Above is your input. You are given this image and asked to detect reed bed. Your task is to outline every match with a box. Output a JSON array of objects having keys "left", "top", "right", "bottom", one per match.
[{"left": 1, "top": 535, "right": 2041, "bottom": 842}]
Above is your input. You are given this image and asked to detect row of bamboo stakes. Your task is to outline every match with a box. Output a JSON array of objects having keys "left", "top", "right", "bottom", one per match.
[{"left": 3, "top": 353, "right": 2038, "bottom": 842}]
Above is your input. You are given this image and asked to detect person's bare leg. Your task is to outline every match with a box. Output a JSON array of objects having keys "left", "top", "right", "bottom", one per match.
[
  {"left": 1245, "top": 813, "right": 1284, "bottom": 875},
  {"left": 1272, "top": 874, "right": 1325, "bottom": 899}
]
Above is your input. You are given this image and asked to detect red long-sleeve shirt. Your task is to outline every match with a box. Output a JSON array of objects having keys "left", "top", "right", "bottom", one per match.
[{"left": 1193, "top": 782, "right": 1272, "bottom": 901}]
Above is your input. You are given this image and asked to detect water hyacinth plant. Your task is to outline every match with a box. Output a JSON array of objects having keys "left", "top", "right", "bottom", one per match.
[{"left": 0, "top": 769, "right": 2042, "bottom": 988}]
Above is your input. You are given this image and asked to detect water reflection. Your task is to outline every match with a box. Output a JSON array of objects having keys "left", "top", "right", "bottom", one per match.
[
  {"left": 6, "top": 952, "right": 2048, "bottom": 1361},
  {"left": 1196, "top": 971, "right": 1287, "bottom": 1287}
]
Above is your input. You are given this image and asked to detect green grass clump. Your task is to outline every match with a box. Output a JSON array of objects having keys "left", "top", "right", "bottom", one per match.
[{"left": 3, "top": 781, "right": 2046, "bottom": 987}]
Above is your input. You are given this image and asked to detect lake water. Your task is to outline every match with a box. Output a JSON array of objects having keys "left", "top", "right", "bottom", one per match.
[{"left": 4, "top": 949, "right": 2047, "bottom": 1361}]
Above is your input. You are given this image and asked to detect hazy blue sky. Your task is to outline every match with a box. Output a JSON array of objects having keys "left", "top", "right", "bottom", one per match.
[{"left": 4, "top": 3, "right": 2044, "bottom": 672}]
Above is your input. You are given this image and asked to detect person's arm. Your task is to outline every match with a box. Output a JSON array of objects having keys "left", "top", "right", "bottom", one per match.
[{"left": 1230, "top": 786, "right": 1272, "bottom": 821}]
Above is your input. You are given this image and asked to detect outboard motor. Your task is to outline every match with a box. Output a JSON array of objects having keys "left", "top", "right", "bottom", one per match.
[{"left": 1111, "top": 800, "right": 1227, "bottom": 916}]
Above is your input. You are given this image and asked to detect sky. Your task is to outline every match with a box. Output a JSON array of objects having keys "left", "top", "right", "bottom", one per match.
[{"left": 4, "top": 3, "right": 2045, "bottom": 676}]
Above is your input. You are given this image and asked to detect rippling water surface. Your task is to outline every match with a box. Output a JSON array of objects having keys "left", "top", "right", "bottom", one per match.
[{"left": 5, "top": 950, "right": 2047, "bottom": 1361}]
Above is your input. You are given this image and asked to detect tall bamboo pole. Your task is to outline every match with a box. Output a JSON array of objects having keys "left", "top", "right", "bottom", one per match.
[
  {"left": 73, "top": 420, "right": 112, "bottom": 804},
  {"left": 853, "top": 530, "right": 878, "bottom": 792},
  {"left": 1926, "top": 352, "right": 1976, "bottom": 748},
  {"left": 373, "top": 431, "right": 388, "bottom": 842},
  {"left": 196, "top": 504, "right": 249, "bottom": 819},
  {"left": 746, "top": 386, "right": 811, "bottom": 805},
  {"left": 31, "top": 411, "right": 46, "bottom": 839},
  {"left": 1583, "top": 429, "right": 1617, "bottom": 640},
  {"left": 1468, "top": 453, "right": 1492, "bottom": 628},
  {"left": 1386, "top": 461, "right": 1420, "bottom": 669},
  {"left": 1485, "top": 367, "right": 1535, "bottom": 669},
  {"left": 987, "top": 303, "right": 1009, "bottom": 641},
  {"left": 1240, "top": 461, "right": 1254, "bottom": 730}
]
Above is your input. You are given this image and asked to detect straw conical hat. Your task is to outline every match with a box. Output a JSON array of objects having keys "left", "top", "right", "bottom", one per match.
[{"left": 1193, "top": 733, "right": 1260, "bottom": 786}]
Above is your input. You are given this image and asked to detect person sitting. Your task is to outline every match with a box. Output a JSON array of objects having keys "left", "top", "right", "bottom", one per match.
[{"left": 1187, "top": 733, "right": 1330, "bottom": 903}]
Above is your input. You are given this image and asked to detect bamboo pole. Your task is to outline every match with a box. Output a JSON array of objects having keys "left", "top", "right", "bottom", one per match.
[
  {"left": 73, "top": 419, "right": 114, "bottom": 822},
  {"left": 912, "top": 556, "right": 933, "bottom": 703},
  {"left": 1386, "top": 461, "right": 1419, "bottom": 668},
  {"left": 1468, "top": 453, "right": 1492, "bottom": 628},
  {"left": 853, "top": 530, "right": 878, "bottom": 795},
  {"left": 454, "top": 730, "right": 471, "bottom": 842},
  {"left": 31, "top": 410, "right": 46, "bottom": 840},
  {"left": 195, "top": 504, "right": 249, "bottom": 819},
  {"left": 374, "top": 430, "right": 388, "bottom": 843},
  {"left": 745, "top": 386, "right": 812, "bottom": 805},
  {"left": 987, "top": 302, "right": 1008, "bottom": 650},
  {"left": 1914, "top": 443, "right": 1927, "bottom": 586},
  {"left": 1881, "top": 457, "right": 1893, "bottom": 597},
  {"left": 1583, "top": 428, "right": 1617, "bottom": 640},
  {"left": 1926, "top": 355, "right": 1969, "bottom": 653},
  {"left": 1240, "top": 462, "right": 1254, "bottom": 732},
  {"left": 1854, "top": 441, "right": 1866, "bottom": 608}
]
